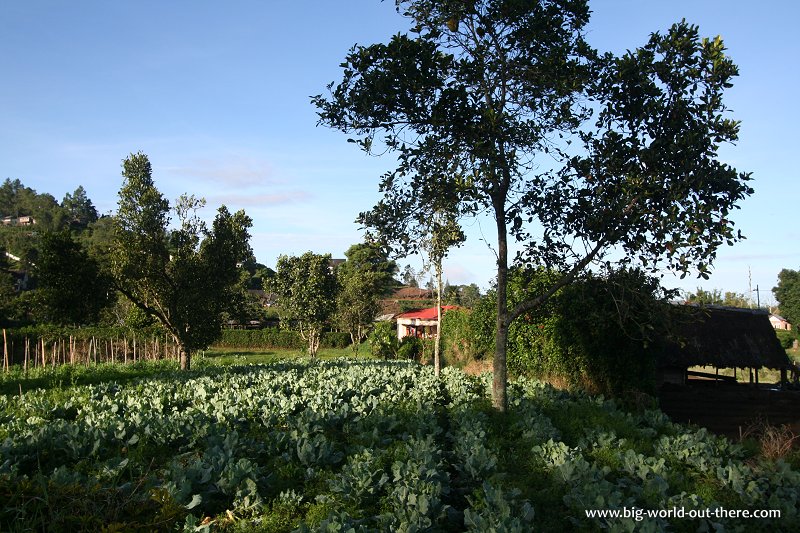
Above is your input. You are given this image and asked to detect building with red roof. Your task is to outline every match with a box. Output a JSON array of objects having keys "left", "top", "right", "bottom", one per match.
[{"left": 395, "top": 305, "right": 460, "bottom": 340}]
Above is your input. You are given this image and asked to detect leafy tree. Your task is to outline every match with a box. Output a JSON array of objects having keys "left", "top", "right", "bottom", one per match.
[
  {"left": 684, "top": 287, "right": 724, "bottom": 305},
  {"left": 401, "top": 264, "right": 419, "bottom": 287},
  {"left": 774, "top": 269, "right": 800, "bottom": 326},
  {"left": 336, "top": 242, "right": 398, "bottom": 352},
  {"left": 0, "top": 250, "right": 17, "bottom": 326},
  {"left": 33, "top": 230, "right": 110, "bottom": 325},
  {"left": 272, "top": 252, "right": 338, "bottom": 358},
  {"left": 80, "top": 215, "right": 116, "bottom": 268},
  {"left": 111, "top": 152, "right": 253, "bottom": 370},
  {"left": 506, "top": 267, "right": 676, "bottom": 396},
  {"left": 62, "top": 185, "right": 99, "bottom": 229},
  {"left": 722, "top": 291, "right": 750, "bottom": 308},
  {"left": 421, "top": 212, "right": 464, "bottom": 375},
  {"left": 0, "top": 179, "right": 28, "bottom": 216},
  {"left": 315, "top": 0, "right": 752, "bottom": 410},
  {"left": 459, "top": 283, "right": 482, "bottom": 309},
  {"left": 685, "top": 287, "right": 751, "bottom": 308},
  {"left": 340, "top": 241, "right": 398, "bottom": 294}
]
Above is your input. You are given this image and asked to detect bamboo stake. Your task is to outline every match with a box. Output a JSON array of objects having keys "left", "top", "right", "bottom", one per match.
[
  {"left": 24, "top": 337, "right": 29, "bottom": 373},
  {"left": 2, "top": 328, "right": 7, "bottom": 372}
]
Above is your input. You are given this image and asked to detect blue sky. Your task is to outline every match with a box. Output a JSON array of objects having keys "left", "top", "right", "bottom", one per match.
[{"left": 1, "top": 1, "right": 797, "bottom": 304}]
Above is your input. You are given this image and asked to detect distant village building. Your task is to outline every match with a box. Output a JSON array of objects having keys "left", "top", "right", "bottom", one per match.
[
  {"left": 1, "top": 216, "right": 35, "bottom": 226},
  {"left": 769, "top": 314, "right": 791, "bottom": 331},
  {"left": 396, "top": 305, "right": 459, "bottom": 340}
]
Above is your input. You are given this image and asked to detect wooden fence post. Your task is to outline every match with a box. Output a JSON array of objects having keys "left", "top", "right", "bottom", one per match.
[{"left": 2, "top": 328, "right": 7, "bottom": 372}]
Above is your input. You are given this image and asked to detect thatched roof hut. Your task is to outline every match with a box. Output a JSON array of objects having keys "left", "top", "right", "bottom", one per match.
[{"left": 660, "top": 305, "right": 791, "bottom": 371}]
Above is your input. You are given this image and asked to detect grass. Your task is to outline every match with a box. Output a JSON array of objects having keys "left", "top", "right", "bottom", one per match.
[
  {"left": 0, "top": 359, "right": 180, "bottom": 396},
  {"left": 200, "top": 343, "right": 375, "bottom": 365},
  {"left": 0, "top": 344, "right": 378, "bottom": 395},
  {"left": 688, "top": 365, "right": 789, "bottom": 385}
]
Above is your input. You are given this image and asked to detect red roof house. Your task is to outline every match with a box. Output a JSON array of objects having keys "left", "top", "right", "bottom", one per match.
[{"left": 396, "top": 306, "right": 460, "bottom": 340}]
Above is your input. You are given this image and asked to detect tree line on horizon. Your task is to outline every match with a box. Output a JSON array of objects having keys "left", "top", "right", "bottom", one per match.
[{"left": 0, "top": 166, "right": 489, "bottom": 369}]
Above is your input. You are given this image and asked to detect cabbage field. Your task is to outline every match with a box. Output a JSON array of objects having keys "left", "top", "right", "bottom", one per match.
[{"left": 0, "top": 359, "right": 798, "bottom": 532}]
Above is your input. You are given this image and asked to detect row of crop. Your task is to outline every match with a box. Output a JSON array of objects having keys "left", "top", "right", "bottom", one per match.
[
  {"left": 0, "top": 361, "right": 460, "bottom": 530},
  {"left": 1, "top": 361, "right": 798, "bottom": 531},
  {"left": 511, "top": 377, "right": 799, "bottom": 531}
]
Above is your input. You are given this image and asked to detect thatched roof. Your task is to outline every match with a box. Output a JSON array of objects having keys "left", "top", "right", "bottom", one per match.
[{"left": 658, "top": 305, "right": 791, "bottom": 370}]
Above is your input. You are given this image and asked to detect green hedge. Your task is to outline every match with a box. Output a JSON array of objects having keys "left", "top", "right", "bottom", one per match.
[{"left": 213, "top": 328, "right": 352, "bottom": 350}]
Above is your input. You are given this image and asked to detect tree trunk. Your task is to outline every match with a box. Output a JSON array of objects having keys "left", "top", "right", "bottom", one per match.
[
  {"left": 309, "top": 331, "right": 320, "bottom": 359},
  {"left": 434, "top": 262, "right": 442, "bottom": 377},
  {"left": 180, "top": 347, "right": 191, "bottom": 370},
  {"left": 493, "top": 204, "right": 509, "bottom": 412}
]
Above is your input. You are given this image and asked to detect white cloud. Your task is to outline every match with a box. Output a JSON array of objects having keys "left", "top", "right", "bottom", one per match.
[
  {"left": 211, "top": 191, "right": 312, "bottom": 207},
  {"left": 166, "top": 156, "right": 278, "bottom": 188}
]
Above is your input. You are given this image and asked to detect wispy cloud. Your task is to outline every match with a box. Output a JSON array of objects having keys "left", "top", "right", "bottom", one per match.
[
  {"left": 724, "top": 252, "right": 800, "bottom": 262},
  {"left": 166, "top": 156, "right": 279, "bottom": 188},
  {"left": 211, "top": 191, "right": 312, "bottom": 207}
]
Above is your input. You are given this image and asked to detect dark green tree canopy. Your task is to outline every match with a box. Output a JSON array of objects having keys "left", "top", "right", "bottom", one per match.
[
  {"left": 774, "top": 269, "right": 800, "bottom": 326},
  {"left": 272, "top": 251, "right": 338, "bottom": 358},
  {"left": 337, "top": 241, "right": 398, "bottom": 295},
  {"left": 62, "top": 185, "right": 99, "bottom": 229},
  {"left": 33, "top": 230, "right": 110, "bottom": 325},
  {"left": 112, "top": 152, "right": 253, "bottom": 370},
  {"left": 315, "top": 0, "right": 752, "bottom": 410}
]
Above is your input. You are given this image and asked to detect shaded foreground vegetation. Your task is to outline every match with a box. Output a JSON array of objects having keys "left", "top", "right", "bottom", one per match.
[{"left": 1, "top": 359, "right": 798, "bottom": 531}]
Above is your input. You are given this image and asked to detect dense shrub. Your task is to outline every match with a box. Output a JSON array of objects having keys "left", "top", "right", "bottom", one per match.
[
  {"left": 439, "top": 296, "right": 497, "bottom": 368},
  {"left": 397, "top": 336, "right": 423, "bottom": 360},
  {"left": 442, "top": 268, "right": 673, "bottom": 396},
  {"left": 321, "top": 331, "right": 351, "bottom": 349},
  {"left": 775, "top": 329, "right": 796, "bottom": 350},
  {"left": 367, "top": 321, "right": 398, "bottom": 359},
  {"left": 507, "top": 269, "right": 673, "bottom": 396}
]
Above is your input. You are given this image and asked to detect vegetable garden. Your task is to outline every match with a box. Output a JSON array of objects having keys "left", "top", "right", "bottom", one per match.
[{"left": 1, "top": 359, "right": 798, "bottom": 531}]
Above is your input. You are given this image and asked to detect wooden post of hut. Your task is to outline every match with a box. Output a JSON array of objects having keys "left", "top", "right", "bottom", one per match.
[{"left": 2, "top": 328, "right": 7, "bottom": 372}]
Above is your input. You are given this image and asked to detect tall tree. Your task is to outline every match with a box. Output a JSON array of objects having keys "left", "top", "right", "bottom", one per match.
[
  {"left": 422, "top": 212, "right": 464, "bottom": 376},
  {"left": 33, "top": 230, "right": 110, "bottom": 325},
  {"left": 111, "top": 152, "right": 252, "bottom": 370},
  {"left": 272, "top": 252, "right": 338, "bottom": 358},
  {"left": 336, "top": 242, "right": 398, "bottom": 351},
  {"left": 62, "top": 185, "right": 99, "bottom": 229},
  {"left": 315, "top": 0, "right": 752, "bottom": 410},
  {"left": 774, "top": 269, "right": 800, "bottom": 326},
  {"left": 0, "top": 249, "right": 17, "bottom": 326}
]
